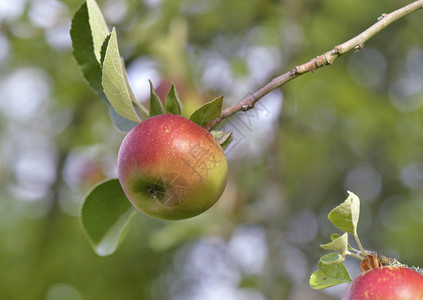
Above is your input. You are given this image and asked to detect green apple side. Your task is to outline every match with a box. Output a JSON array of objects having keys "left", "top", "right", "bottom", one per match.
[{"left": 117, "top": 114, "right": 228, "bottom": 220}]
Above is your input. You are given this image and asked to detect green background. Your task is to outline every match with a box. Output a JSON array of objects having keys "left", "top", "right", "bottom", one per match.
[{"left": 1, "top": 0, "right": 423, "bottom": 299}]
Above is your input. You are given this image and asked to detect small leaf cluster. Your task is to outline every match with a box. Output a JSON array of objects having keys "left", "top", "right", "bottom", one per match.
[
  {"left": 70, "top": 0, "right": 232, "bottom": 256},
  {"left": 310, "top": 191, "right": 368, "bottom": 289}
]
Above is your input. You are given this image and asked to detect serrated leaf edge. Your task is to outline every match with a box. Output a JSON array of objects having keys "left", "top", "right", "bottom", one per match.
[{"left": 102, "top": 27, "right": 142, "bottom": 122}]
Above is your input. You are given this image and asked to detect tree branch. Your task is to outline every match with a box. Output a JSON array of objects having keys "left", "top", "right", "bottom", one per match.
[{"left": 206, "top": 0, "right": 423, "bottom": 130}]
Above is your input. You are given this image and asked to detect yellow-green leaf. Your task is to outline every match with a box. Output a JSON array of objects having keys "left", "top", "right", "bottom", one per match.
[
  {"left": 320, "top": 252, "right": 345, "bottom": 265},
  {"left": 86, "top": 0, "right": 109, "bottom": 62},
  {"left": 309, "top": 261, "right": 352, "bottom": 289},
  {"left": 320, "top": 232, "right": 349, "bottom": 252},
  {"left": 328, "top": 191, "right": 360, "bottom": 234},
  {"left": 102, "top": 28, "right": 147, "bottom": 122}
]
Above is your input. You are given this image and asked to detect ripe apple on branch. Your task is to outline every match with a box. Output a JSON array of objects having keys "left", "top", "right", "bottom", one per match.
[
  {"left": 342, "top": 264, "right": 423, "bottom": 300},
  {"left": 117, "top": 113, "right": 228, "bottom": 220},
  {"left": 111, "top": 81, "right": 231, "bottom": 220},
  {"left": 71, "top": 0, "right": 423, "bottom": 259},
  {"left": 309, "top": 192, "right": 423, "bottom": 299},
  {"left": 71, "top": 0, "right": 236, "bottom": 255}
]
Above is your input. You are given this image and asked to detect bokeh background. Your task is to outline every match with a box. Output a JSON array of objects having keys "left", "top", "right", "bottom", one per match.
[{"left": 1, "top": 0, "right": 423, "bottom": 299}]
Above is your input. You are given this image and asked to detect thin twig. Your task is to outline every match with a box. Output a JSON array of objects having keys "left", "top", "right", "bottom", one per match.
[{"left": 205, "top": 0, "right": 423, "bottom": 130}]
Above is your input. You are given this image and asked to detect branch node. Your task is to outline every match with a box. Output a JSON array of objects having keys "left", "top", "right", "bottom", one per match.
[
  {"left": 326, "top": 51, "right": 338, "bottom": 65},
  {"left": 309, "top": 60, "right": 317, "bottom": 73},
  {"left": 377, "top": 13, "right": 387, "bottom": 21},
  {"left": 241, "top": 104, "right": 251, "bottom": 111},
  {"left": 317, "top": 55, "right": 327, "bottom": 66},
  {"left": 332, "top": 47, "right": 340, "bottom": 54},
  {"left": 354, "top": 43, "right": 364, "bottom": 52},
  {"left": 322, "top": 54, "right": 329, "bottom": 65},
  {"left": 289, "top": 68, "right": 298, "bottom": 76}
]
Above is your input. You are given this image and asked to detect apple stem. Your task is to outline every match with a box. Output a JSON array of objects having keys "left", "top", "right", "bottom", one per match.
[
  {"left": 353, "top": 229, "right": 368, "bottom": 257},
  {"left": 346, "top": 251, "right": 365, "bottom": 261},
  {"left": 350, "top": 247, "right": 363, "bottom": 256}
]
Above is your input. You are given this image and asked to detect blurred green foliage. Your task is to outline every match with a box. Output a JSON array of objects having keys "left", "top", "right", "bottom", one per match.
[{"left": 0, "top": 0, "right": 423, "bottom": 299}]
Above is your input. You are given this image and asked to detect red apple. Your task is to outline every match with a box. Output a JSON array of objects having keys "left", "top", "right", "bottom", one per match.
[
  {"left": 342, "top": 266, "right": 423, "bottom": 300},
  {"left": 117, "top": 114, "right": 228, "bottom": 220}
]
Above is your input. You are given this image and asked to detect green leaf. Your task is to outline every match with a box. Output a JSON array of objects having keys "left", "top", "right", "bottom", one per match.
[
  {"left": 102, "top": 27, "right": 147, "bottom": 122},
  {"left": 190, "top": 96, "right": 223, "bottom": 127},
  {"left": 101, "top": 34, "right": 139, "bottom": 133},
  {"left": 320, "top": 232, "right": 348, "bottom": 252},
  {"left": 328, "top": 191, "right": 360, "bottom": 234},
  {"left": 70, "top": 0, "right": 110, "bottom": 102},
  {"left": 108, "top": 105, "right": 138, "bottom": 133},
  {"left": 165, "top": 84, "right": 184, "bottom": 115},
  {"left": 320, "top": 252, "right": 345, "bottom": 265},
  {"left": 331, "top": 233, "right": 355, "bottom": 251},
  {"left": 81, "top": 178, "right": 137, "bottom": 256},
  {"left": 100, "top": 33, "right": 111, "bottom": 66},
  {"left": 210, "top": 130, "right": 233, "bottom": 150},
  {"left": 220, "top": 134, "right": 233, "bottom": 150},
  {"left": 331, "top": 233, "right": 341, "bottom": 240},
  {"left": 86, "top": 0, "right": 109, "bottom": 62},
  {"left": 149, "top": 80, "right": 165, "bottom": 117},
  {"left": 309, "top": 261, "right": 352, "bottom": 289}
]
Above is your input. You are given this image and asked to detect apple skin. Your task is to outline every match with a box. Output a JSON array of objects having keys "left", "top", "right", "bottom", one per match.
[
  {"left": 342, "top": 266, "right": 423, "bottom": 300},
  {"left": 117, "top": 114, "right": 228, "bottom": 220}
]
